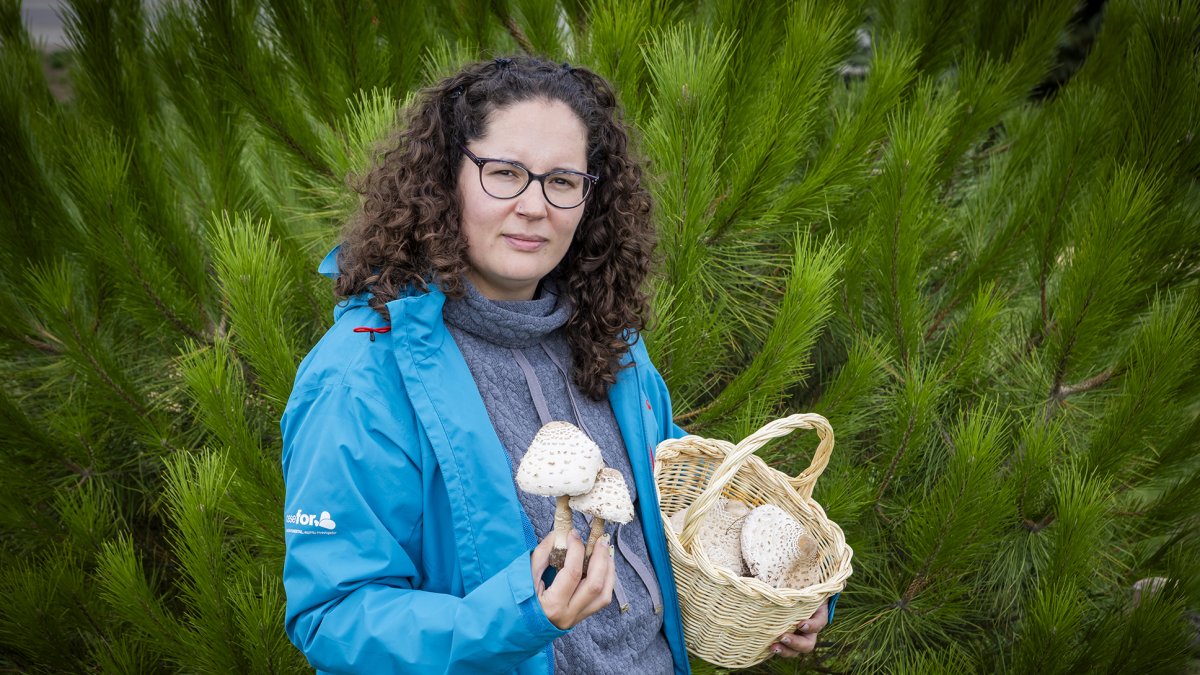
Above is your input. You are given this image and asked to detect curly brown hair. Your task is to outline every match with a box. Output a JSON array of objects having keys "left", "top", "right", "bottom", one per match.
[{"left": 334, "top": 56, "right": 655, "bottom": 400}]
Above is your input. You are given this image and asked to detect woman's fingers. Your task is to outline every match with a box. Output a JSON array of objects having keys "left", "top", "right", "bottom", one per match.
[
  {"left": 531, "top": 534, "right": 554, "bottom": 594},
  {"left": 771, "top": 602, "right": 829, "bottom": 657},
  {"left": 542, "top": 532, "right": 584, "bottom": 599},
  {"left": 538, "top": 531, "right": 588, "bottom": 628},
  {"left": 597, "top": 540, "right": 617, "bottom": 600},
  {"left": 800, "top": 602, "right": 830, "bottom": 633},
  {"left": 575, "top": 536, "right": 616, "bottom": 616},
  {"left": 770, "top": 632, "right": 816, "bottom": 657},
  {"left": 567, "top": 534, "right": 612, "bottom": 617},
  {"left": 534, "top": 530, "right": 616, "bottom": 629}
]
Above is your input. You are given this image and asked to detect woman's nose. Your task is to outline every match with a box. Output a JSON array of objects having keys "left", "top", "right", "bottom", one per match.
[{"left": 515, "top": 180, "right": 550, "bottom": 217}]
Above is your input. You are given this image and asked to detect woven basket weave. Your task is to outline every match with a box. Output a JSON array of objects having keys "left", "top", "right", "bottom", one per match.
[{"left": 654, "top": 413, "right": 853, "bottom": 668}]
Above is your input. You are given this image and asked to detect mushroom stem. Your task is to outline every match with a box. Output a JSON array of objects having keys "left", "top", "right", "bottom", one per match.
[
  {"left": 582, "top": 517, "right": 608, "bottom": 568},
  {"left": 549, "top": 495, "right": 573, "bottom": 569}
]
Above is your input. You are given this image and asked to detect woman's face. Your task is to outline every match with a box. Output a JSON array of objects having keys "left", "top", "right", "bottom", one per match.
[{"left": 457, "top": 98, "right": 589, "bottom": 301}]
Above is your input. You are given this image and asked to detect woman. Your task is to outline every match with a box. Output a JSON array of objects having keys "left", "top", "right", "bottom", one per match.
[{"left": 281, "top": 56, "right": 828, "bottom": 674}]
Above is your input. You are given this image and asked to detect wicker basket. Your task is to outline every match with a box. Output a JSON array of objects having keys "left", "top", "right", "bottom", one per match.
[{"left": 654, "top": 413, "right": 853, "bottom": 668}]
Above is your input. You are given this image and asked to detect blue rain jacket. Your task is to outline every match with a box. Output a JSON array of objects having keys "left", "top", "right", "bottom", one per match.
[{"left": 281, "top": 252, "right": 691, "bottom": 674}]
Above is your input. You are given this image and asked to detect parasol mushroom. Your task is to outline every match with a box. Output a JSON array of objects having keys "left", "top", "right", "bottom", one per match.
[
  {"left": 741, "top": 504, "right": 822, "bottom": 589},
  {"left": 570, "top": 467, "right": 635, "bottom": 568},
  {"left": 515, "top": 421, "right": 604, "bottom": 568},
  {"left": 668, "top": 498, "right": 752, "bottom": 575}
]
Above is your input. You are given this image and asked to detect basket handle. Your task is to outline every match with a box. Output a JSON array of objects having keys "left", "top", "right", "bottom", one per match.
[{"left": 679, "top": 413, "right": 834, "bottom": 549}]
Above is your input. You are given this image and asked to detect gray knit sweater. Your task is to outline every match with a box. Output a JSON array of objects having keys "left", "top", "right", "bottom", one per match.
[{"left": 443, "top": 281, "right": 673, "bottom": 675}]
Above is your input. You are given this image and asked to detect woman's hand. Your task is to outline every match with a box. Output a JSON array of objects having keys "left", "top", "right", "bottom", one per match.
[
  {"left": 532, "top": 529, "right": 616, "bottom": 629},
  {"left": 770, "top": 601, "right": 829, "bottom": 656}
]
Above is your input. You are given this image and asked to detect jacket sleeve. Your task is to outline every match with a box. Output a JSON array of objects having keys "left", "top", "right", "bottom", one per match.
[{"left": 281, "top": 383, "right": 567, "bottom": 674}]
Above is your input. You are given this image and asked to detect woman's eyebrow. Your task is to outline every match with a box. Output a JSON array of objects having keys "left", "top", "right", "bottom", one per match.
[{"left": 485, "top": 152, "right": 585, "bottom": 173}]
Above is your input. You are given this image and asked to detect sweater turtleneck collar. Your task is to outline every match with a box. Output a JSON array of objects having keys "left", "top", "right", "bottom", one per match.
[{"left": 442, "top": 278, "right": 572, "bottom": 349}]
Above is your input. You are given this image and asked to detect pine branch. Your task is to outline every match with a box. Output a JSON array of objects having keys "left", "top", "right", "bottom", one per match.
[
  {"left": 20, "top": 334, "right": 62, "bottom": 355},
  {"left": 888, "top": 193, "right": 909, "bottom": 365},
  {"left": 923, "top": 297, "right": 961, "bottom": 342},
  {"left": 1051, "top": 367, "right": 1115, "bottom": 401},
  {"left": 1046, "top": 287, "right": 1097, "bottom": 407},
  {"left": 975, "top": 141, "right": 1012, "bottom": 159},
  {"left": 63, "top": 319, "right": 149, "bottom": 419},
  {"left": 1022, "top": 514, "right": 1055, "bottom": 533},
  {"left": 944, "top": 211, "right": 1029, "bottom": 312},
  {"left": 125, "top": 238, "right": 210, "bottom": 344},
  {"left": 874, "top": 410, "right": 916, "bottom": 512},
  {"left": 193, "top": 1, "right": 335, "bottom": 180},
  {"left": 1039, "top": 155, "right": 1079, "bottom": 330},
  {"left": 707, "top": 146, "right": 774, "bottom": 243},
  {"left": 901, "top": 572, "right": 930, "bottom": 605},
  {"left": 244, "top": 83, "right": 335, "bottom": 180},
  {"left": 500, "top": 13, "right": 535, "bottom": 54},
  {"left": 672, "top": 399, "right": 715, "bottom": 425}
]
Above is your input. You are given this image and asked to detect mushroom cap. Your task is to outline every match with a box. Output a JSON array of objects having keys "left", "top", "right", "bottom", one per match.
[
  {"left": 670, "top": 498, "right": 751, "bottom": 575},
  {"left": 741, "top": 504, "right": 822, "bottom": 588},
  {"left": 515, "top": 421, "right": 605, "bottom": 497},
  {"left": 778, "top": 535, "right": 822, "bottom": 589},
  {"left": 570, "top": 467, "right": 634, "bottom": 523},
  {"left": 668, "top": 509, "right": 686, "bottom": 534}
]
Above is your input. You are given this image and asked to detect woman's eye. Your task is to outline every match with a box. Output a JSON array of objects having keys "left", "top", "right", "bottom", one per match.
[{"left": 550, "top": 174, "right": 581, "bottom": 189}]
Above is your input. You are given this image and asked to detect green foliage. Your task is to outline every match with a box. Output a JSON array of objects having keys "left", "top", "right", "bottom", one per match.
[
  {"left": 1, "top": 0, "right": 1197, "bottom": 672},
  {"left": 0, "top": 547, "right": 105, "bottom": 671},
  {"left": 208, "top": 213, "right": 312, "bottom": 412}
]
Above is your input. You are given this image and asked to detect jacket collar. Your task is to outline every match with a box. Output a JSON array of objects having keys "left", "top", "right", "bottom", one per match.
[
  {"left": 321, "top": 244, "right": 431, "bottom": 325},
  {"left": 318, "top": 244, "right": 341, "bottom": 278},
  {"left": 321, "top": 245, "right": 372, "bottom": 323}
]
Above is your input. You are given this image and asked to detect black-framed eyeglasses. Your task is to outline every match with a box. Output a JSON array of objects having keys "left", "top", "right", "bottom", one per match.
[{"left": 461, "top": 145, "right": 598, "bottom": 209}]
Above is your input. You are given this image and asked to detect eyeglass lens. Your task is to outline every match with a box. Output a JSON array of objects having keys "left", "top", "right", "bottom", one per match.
[{"left": 479, "top": 160, "right": 590, "bottom": 208}]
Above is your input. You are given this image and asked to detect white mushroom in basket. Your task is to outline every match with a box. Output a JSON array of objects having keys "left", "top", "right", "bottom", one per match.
[
  {"left": 515, "top": 421, "right": 604, "bottom": 569},
  {"left": 668, "top": 498, "right": 752, "bottom": 575},
  {"left": 741, "top": 504, "right": 822, "bottom": 589},
  {"left": 570, "top": 467, "right": 635, "bottom": 568}
]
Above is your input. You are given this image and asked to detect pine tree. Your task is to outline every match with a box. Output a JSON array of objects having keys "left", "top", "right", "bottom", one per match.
[{"left": 0, "top": 0, "right": 1196, "bottom": 672}]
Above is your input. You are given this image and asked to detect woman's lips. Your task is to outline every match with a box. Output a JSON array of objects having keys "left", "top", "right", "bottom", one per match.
[{"left": 503, "top": 234, "right": 548, "bottom": 252}]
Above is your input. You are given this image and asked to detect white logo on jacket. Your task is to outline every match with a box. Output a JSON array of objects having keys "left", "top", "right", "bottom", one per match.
[{"left": 285, "top": 508, "right": 337, "bottom": 534}]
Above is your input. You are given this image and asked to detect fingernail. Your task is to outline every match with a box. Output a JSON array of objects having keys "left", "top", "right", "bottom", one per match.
[
  {"left": 800, "top": 622, "right": 810, "bottom": 632},
  {"left": 780, "top": 636, "right": 791, "bottom": 646},
  {"left": 772, "top": 647, "right": 782, "bottom": 655}
]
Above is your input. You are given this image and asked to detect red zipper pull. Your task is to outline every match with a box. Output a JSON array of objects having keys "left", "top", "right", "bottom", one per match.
[{"left": 353, "top": 326, "right": 391, "bottom": 342}]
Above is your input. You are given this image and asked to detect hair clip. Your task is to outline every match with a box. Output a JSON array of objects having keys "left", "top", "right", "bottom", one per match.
[
  {"left": 494, "top": 57, "right": 513, "bottom": 69},
  {"left": 560, "top": 61, "right": 572, "bottom": 71}
]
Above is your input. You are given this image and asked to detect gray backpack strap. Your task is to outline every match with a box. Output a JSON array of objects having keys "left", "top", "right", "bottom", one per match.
[
  {"left": 539, "top": 343, "right": 595, "bottom": 439},
  {"left": 616, "top": 522, "right": 663, "bottom": 614},
  {"left": 511, "top": 347, "right": 552, "bottom": 427}
]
